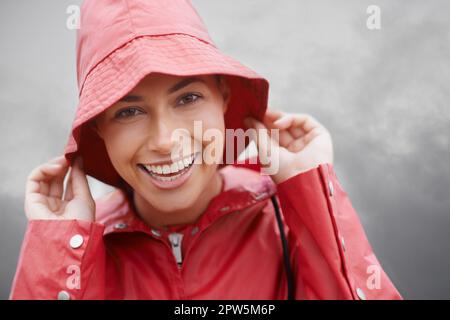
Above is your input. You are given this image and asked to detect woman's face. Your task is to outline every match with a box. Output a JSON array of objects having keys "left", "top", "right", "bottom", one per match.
[{"left": 94, "top": 73, "right": 230, "bottom": 214}]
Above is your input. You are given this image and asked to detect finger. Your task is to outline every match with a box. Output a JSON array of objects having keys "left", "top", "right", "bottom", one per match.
[
  {"left": 273, "top": 114, "right": 300, "bottom": 129},
  {"left": 244, "top": 117, "right": 279, "bottom": 165},
  {"left": 287, "top": 138, "right": 307, "bottom": 152},
  {"left": 247, "top": 116, "right": 293, "bottom": 152},
  {"left": 26, "top": 163, "right": 65, "bottom": 196},
  {"left": 70, "top": 157, "right": 92, "bottom": 201},
  {"left": 264, "top": 123, "right": 295, "bottom": 148},
  {"left": 269, "top": 113, "right": 327, "bottom": 150},
  {"left": 48, "top": 159, "right": 70, "bottom": 198},
  {"left": 40, "top": 164, "right": 67, "bottom": 197},
  {"left": 288, "top": 127, "right": 323, "bottom": 152},
  {"left": 300, "top": 115, "right": 323, "bottom": 132},
  {"left": 47, "top": 196, "right": 59, "bottom": 212},
  {"left": 273, "top": 115, "right": 306, "bottom": 138},
  {"left": 25, "top": 178, "right": 40, "bottom": 195},
  {"left": 274, "top": 113, "right": 324, "bottom": 136},
  {"left": 292, "top": 114, "right": 323, "bottom": 132},
  {"left": 28, "top": 163, "right": 65, "bottom": 182},
  {"left": 49, "top": 167, "right": 68, "bottom": 199},
  {"left": 48, "top": 155, "right": 68, "bottom": 165},
  {"left": 263, "top": 110, "right": 287, "bottom": 128},
  {"left": 40, "top": 181, "right": 49, "bottom": 197},
  {"left": 262, "top": 113, "right": 296, "bottom": 147},
  {"left": 303, "top": 127, "right": 324, "bottom": 143},
  {"left": 289, "top": 126, "right": 304, "bottom": 139},
  {"left": 263, "top": 109, "right": 284, "bottom": 122},
  {"left": 267, "top": 116, "right": 304, "bottom": 141}
]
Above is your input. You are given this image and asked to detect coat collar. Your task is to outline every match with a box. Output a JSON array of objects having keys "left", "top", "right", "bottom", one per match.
[{"left": 95, "top": 162, "right": 276, "bottom": 238}]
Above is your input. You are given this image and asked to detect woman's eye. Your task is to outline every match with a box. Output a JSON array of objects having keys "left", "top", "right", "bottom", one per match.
[
  {"left": 178, "top": 93, "right": 201, "bottom": 106},
  {"left": 114, "top": 107, "right": 144, "bottom": 119}
]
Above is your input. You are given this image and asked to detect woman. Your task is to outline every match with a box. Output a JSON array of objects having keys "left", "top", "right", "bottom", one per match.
[{"left": 10, "top": 0, "right": 402, "bottom": 300}]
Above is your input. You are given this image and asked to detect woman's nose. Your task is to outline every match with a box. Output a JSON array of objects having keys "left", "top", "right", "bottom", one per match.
[{"left": 147, "top": 120, "right": 178, "bottom": 154}]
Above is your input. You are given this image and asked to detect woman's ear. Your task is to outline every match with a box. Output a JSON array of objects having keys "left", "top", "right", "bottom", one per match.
[{"left": 217, "top": 75, "right": 231, "bottom": 114}]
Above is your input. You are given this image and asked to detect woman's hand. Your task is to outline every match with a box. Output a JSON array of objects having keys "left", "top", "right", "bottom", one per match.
[
  {"left": 244, "top": 109, "right": 334, "bottom": 184},
  {"left": 24, "top": 155, "right": 95, "bottom": 221}
]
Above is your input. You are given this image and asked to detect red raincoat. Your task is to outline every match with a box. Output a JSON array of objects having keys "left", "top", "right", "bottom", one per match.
[
  {"left": 10, "top": 0, "right": 402, "bottom": 300},
  {"left": 10, "top": 160, "right": 402, "bottom": 299}
]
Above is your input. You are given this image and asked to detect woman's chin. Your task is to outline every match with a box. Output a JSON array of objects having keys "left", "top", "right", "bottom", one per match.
[
  {"left": 141, "top": 190, "right": 199, "bottom": 213},
  {"left": 163, "top": 197, "right": 195, "bottom": 211}
]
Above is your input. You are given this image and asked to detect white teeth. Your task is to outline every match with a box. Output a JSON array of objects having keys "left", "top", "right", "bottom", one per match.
[
  {"left": 153, "top": 172, "right": 183, "bottom": 182},
  {"left": 162, "top": 165, "right": 170, "bottom": 174},
  {"left": 176, "top": 160, "right": 185, "bottom": 171},
  {"left": 170, "top": 162, "right": 178, "bottom": 173},
  {"left": 142, "top": 153, "right": 197, "bottom": 177}
]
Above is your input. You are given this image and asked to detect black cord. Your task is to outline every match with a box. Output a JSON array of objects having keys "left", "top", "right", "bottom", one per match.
[{"left": 271, "top": 195, "right": 295, "bottom": 300}]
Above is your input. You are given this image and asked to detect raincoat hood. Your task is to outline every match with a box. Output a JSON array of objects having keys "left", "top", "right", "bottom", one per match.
[
  {"left": 10, "top": 0, "right": 404, "bottom": 302},
  {"left": 63, "top": 0, "right": 269, "bottom": 188}
]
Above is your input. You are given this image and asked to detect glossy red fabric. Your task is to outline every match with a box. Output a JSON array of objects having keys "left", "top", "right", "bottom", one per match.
[{"left": 10, "top": 162, "right": 402, "bottom": 299}]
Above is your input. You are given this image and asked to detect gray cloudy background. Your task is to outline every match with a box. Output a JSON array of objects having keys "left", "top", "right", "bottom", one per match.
[{"left": 1, "top": 0, "right": 449, "bottom": 299}]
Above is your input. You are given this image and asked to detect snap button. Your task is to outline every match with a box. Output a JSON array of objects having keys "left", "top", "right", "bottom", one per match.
[
  {"left": 114, "top": 222, "right": 128, "bottom": 230},
  {"left": 57, "top": 290, "right": 70, "bottom": 300},
  {"left": 151, "top": 229, "right": 161, "bottom": 237},
  {"left": 356, "top": 287, "right": 366, "bottom": 300},
  {"left": 69, "top": 234, "right": 83, "bottom": 249},
  {"left": 191, "top": 226, "right": 199, "bottom": 235},
  {"left": 328, "top": 180, "right": 334, "bottom": 197}
]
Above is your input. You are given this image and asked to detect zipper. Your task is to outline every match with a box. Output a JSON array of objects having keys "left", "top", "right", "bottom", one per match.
[{"left": 168, "top": 232, "right": 184, "bottom": 267}]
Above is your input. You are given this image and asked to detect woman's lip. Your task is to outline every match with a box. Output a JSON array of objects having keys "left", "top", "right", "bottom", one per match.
[{"left": 138, "top": 153, "right": 198, "bottom": 190}]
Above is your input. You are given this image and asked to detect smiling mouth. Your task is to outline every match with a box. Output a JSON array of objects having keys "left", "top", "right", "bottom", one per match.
[{"left": 138, "top": 153, "right": 199, "bottom": 182}]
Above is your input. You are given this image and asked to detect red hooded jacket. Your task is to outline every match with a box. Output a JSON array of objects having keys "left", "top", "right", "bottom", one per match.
[
  {"left": 10, "top": 0, "right": 402, "bottom": 300},
  {"left": 10, "top": 161, "right": 402, "bottom": 299}
]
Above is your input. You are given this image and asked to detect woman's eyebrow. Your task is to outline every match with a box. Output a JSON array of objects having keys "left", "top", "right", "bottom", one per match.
[
  {"left": 167, "top": 76, "right": 206, "bottom": 94},
  {"left": 118, "top": 95, "right": 143, "bottom": 102},
  {"left": 118, "top": 77, "right": 206, "bottom": 102}
]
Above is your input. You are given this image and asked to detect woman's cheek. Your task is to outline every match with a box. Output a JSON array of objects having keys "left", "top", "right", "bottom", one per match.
[
  {"left": 106, "top": 129, "right": 140, "bottom": 169},
  {"left": 199, "top": 120, "right": 226, "bottom": 164}
]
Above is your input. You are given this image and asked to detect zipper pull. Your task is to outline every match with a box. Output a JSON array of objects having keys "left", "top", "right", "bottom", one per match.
[{"left": 168, "top": 233, "right": 184, "bottom": 266}]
